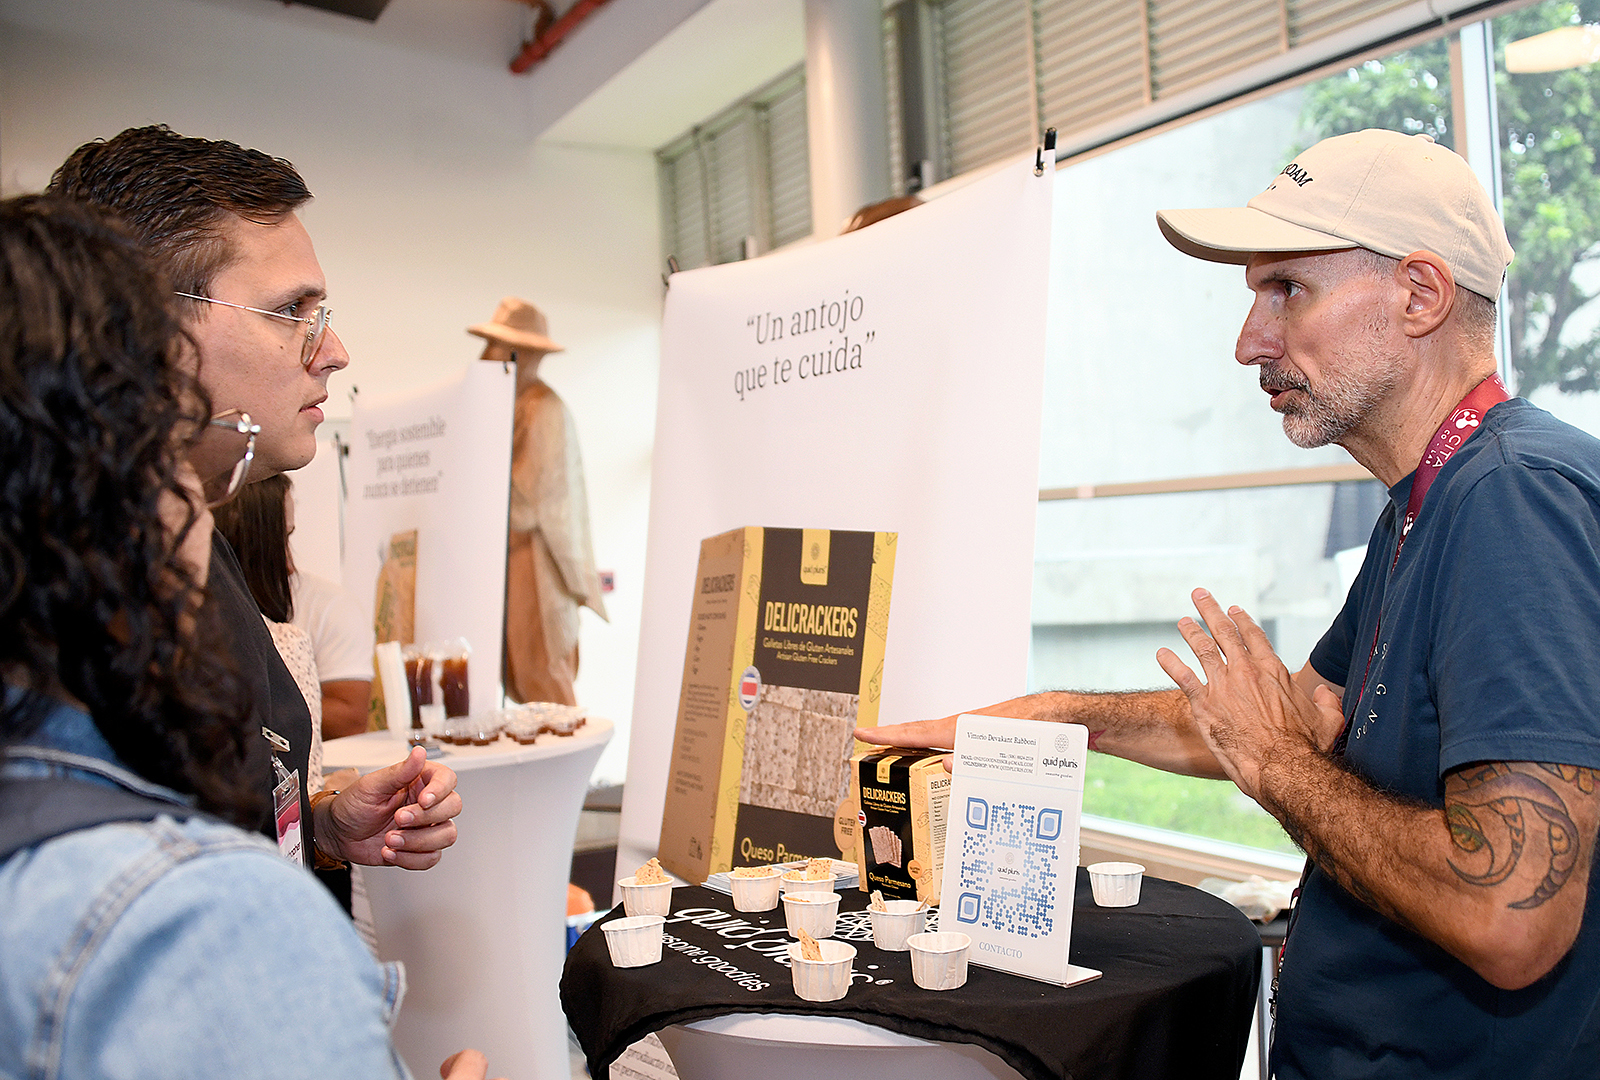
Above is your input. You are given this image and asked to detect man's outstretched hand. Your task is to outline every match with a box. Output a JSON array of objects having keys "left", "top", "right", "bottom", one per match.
[
  {"left": 855, "top": 714, "right": 958, "bottom": 753},
  {"left": 1156, "top": 588, "right": 1342, "bottom": 799}
]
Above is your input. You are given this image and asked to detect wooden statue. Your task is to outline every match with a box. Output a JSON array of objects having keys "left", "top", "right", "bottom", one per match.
[{"left": 469, "top": 298, "right": 607, "bottom": 705}]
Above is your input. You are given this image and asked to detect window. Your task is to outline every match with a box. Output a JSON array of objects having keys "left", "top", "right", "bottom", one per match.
[
  {"left": 657, "top": 68, "right": 810, "bottom": 271},
  {"left": 1029, "top": 9, "right": 1586, "bottom": 855},
  {"left": 1490, "top": 0, "right": 1600, "bottom": 426}
]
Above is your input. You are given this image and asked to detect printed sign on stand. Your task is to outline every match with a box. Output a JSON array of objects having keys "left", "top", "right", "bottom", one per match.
[
  {"left": 939, "top": 714, "right": 1101, "bottom": 987},
  {"left": 342, "top": 362, "right": 516, "bottom": 719}
]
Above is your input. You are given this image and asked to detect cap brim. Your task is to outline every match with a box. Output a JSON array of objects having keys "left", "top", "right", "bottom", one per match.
[
  {"left": 467, "top": 323, "right": 564, "bottom": 353},
  {"left": 1157, "top": 207, "right": 1358, "bottom": 265}
]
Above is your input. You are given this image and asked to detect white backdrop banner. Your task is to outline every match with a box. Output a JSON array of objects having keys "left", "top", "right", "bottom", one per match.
[
  {"left": 288, "top": 436, "right": 344, "bottom": 584},
  {"left": 621, "top": 155, "right": 1055, "bottom": 855},
  {"left": 342, "top": 362, "right": 516, "bottom": 721}
]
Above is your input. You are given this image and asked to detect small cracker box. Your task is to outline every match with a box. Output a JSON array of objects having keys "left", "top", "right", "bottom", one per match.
[
  {"left": 850, "top": 747, "right": 950, "bottom": 904},
  {"left": 657, "top": 527, "right": 897, "bottom": 884}
]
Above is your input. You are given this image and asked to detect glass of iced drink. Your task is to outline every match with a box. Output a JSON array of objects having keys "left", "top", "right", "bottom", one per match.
[{"left": 441, "top": 638, "right": 471, "bottom": 718}]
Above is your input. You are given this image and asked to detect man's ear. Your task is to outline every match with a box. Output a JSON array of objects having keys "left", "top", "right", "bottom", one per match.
[{"left": 1395, "top": 251, "right": 1456, "bottom": 339}]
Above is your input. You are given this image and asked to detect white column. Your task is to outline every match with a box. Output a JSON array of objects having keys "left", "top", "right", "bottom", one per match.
[{"left": 804, "top": 0, "right": 891, "bottom": 238}]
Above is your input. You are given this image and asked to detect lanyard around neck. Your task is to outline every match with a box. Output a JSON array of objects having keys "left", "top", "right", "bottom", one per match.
[
  {"left": 1392, "top": 373, "right": 1510, "bottom": 569},
  {"left": 1338, "top": 374, "right": 1509, "bottom": 754}
]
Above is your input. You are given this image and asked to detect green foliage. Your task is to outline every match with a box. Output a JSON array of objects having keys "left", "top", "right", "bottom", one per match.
[
  {"left": 1082, "top": 753, "right": 1302, "bottom": 856},
  {"left": 1299, "top": 45, "right": 1455, "bottom": 151},
  {"left": 1496, "top": 1, "right": 1600, "bottom": 393},
  {"left": 1296, "top": 1, "right": 1600, "bottom": 395}
]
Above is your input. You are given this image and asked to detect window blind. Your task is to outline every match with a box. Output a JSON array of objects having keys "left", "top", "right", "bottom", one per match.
[
  {"left": 657, "top": 132, "right": 711, "bottom": 271},
  {"left": 926, "top": 0, "right": 1511, "bottom": 179},
  {"left": 1291, "top": 0, "right": 1418, "bottom": 43},
  {"left": 762, "top": 72, "right": 813, "bottom": 250},
  {"left": 1034, "top": 0, "right": 1150, "bottom": 139},
  {"left": 656, "top": 66, "right": 812, "bottom": 270},
  {"left": 1146, "top": 0, "right": 1284, "bottom": 97},
  {"left": 934, "top": 0, "right": 1040, "bottom": 178}
]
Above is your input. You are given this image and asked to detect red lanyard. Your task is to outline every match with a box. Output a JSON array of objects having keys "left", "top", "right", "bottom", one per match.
[{"left": 1340, "top": 374, "right": 1509, "bottom": 752}]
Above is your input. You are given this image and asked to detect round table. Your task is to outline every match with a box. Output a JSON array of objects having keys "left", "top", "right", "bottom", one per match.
[
  {"left": 562, "top": 869, "right": 1259, "bottom": 1080},
  {"left": 324, "top": 722, "right": 611, "bottom": 1080}
]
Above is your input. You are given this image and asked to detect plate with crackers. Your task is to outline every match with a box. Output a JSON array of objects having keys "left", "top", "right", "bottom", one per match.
[{"left": 703, "top": 857, "right": 858, "bottom": 896}]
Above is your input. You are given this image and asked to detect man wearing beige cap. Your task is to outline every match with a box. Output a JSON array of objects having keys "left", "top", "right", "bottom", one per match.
[
  {"left": 470, "top": 298, "right": 608, "bottom": 706},
  {"left": 865, "top": 130, "right": 1600, "bottom": 1076}
]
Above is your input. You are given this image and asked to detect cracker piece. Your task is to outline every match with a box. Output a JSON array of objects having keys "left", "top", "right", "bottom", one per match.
[
  {"left": 766, "top": 684, "right": 806, "bottom": 710},
  {"left": 731, "top": 865, "right": 771, "bottom": 878},
  {"left": 869, "top": 890, "right": 887, "bottom": 912},
  {"left": 804, "top": 857, "right": 833, "bottom": 881},
  {"left": 867, "top": 825, "right": 904, "bottom": 868},
  {"left": 746, "top": 702, "right": 799, "bottom": 794},
  {"left": 634, "top": 858, "right": 668, "bottom": 885},
  {"left": 797, "top": 928, "right": 823, "bottom": 961},
  {"left": 792, "top": 710, "right": 855, "bottom": 815}
]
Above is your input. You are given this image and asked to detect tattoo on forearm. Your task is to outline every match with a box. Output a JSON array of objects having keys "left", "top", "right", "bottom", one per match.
[{"left": 1446, "top": 763, "right": 1597, "bottom": 910}]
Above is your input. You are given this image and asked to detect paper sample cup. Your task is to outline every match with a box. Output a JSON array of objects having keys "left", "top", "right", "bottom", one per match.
[
  {"left": 782, "top": 891, "right": 841, "bottom": 939},
  {"left": 618, "top": 875, "right": 674, "bottom": 917},
  {"left": 1087, "top": 862, "right": 1145, "bottom": 907},
  {"left": 780, "top": 870, "right": 835, "bottom": 896},
  {"left": 868, "top": 900, "right": 928, "bottom": 951},
  {"left": 603, "top": 915, "right": 665, "bottom": 968},
  {"left": 907, "top": 931, "right": 971, "bottom": 991},
  {"left": 729, "top": 868, "right": 783, "bottom": 912},
  {"left": 787, "top": 939, "right": 856, "bottom": 1002}
]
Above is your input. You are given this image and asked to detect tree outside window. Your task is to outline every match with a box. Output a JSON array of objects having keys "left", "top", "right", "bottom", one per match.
[{"left": 1296, "top": 0, "right": 1600, "bottom": 398}]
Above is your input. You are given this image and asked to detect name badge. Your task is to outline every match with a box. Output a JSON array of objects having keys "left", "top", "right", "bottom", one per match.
[
  {"left": 274, "top": 769, "right": 304, "bottom": 865},
  {"left": 263, "top": 726, "right": 304, "bottom": 865}
]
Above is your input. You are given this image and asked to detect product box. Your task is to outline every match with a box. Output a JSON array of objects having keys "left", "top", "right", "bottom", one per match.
[
  {"left": 851, "top": 748, "right": 950, "bottom": 904},
  {"left": 938, "top": 714, "right": 1100, "bottom": 987},
  {"left": 657, "top": 527, "right": 897, "bottom": 884}
]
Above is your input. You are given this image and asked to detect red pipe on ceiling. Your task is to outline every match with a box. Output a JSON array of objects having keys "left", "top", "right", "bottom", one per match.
[{"left": 510, "top": 0, "right": 613, "bottom": 74}]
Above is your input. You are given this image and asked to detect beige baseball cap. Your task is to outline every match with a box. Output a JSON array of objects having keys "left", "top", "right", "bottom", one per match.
[{"left": 1156, "top": 129, "right": 1513, "bottom": 299}]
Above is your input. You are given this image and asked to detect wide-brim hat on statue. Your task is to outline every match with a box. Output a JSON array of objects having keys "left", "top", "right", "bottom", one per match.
[
  {"left": 1156, "top": 129, "right": 1513, "bottom": 300},
  {"left": 468, "top": 296, "right": 564, "bottom": 353}
]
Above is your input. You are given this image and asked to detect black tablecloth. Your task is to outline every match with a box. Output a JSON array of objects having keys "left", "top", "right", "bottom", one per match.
[{"left": 562, "top": 868, "right": 1260, "bottom": 1080}]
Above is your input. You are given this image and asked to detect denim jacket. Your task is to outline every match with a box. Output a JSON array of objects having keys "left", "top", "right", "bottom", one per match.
[{"left": 0, "top": 696, "right": 412, "bottom": 1079}]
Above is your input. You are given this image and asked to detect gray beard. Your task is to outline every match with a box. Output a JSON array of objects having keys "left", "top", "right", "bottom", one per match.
[{"left": 1262, "top": 362, "right": 1395, "bottom": 450}]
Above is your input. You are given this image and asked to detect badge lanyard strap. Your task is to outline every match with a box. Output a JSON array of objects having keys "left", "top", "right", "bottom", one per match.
[{"left": 1333, "top": 372, "right": 1509, "bottom": 757}]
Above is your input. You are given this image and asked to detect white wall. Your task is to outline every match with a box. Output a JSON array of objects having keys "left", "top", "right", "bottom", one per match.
[{"left": 0, "top": 0, "right": 662, "bottom": 784}]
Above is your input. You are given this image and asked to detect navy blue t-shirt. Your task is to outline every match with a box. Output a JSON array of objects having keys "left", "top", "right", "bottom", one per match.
[{"left": 1278, "top": 399, "right": 1600, "bottom": 1077}]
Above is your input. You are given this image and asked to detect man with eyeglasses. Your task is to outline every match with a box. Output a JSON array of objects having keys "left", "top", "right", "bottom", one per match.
[
  {"left": 864, "top": 130, "right": 1600, "bottom": 1077},
  {"left": 49, "top": 126, "right": 463, "bottom": 886}
]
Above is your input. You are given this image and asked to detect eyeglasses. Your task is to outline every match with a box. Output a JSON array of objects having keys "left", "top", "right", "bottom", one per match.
[
  {"left": 175, "top": 291, "right": 332, "bottom": 368},
  {"left": 189, "top": 409, "right": 259, "bottom": 507}
]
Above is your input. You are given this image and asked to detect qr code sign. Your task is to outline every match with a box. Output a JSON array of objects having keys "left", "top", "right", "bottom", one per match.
[{"left": 953, "top": 797, "right": 1062, "bottom": 937}]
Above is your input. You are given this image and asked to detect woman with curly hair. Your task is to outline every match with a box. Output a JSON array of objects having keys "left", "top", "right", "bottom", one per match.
[{"left": 0, "top": 196, "right": 489, "bottom": 1080}]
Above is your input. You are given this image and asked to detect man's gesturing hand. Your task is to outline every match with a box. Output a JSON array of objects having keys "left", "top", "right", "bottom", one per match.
[
  {"left": 318, "top": 746, "right": 462, "bottom": 869},
  {"left": 1155, "top": 588, "right": 1343, "bottom": 801}
]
